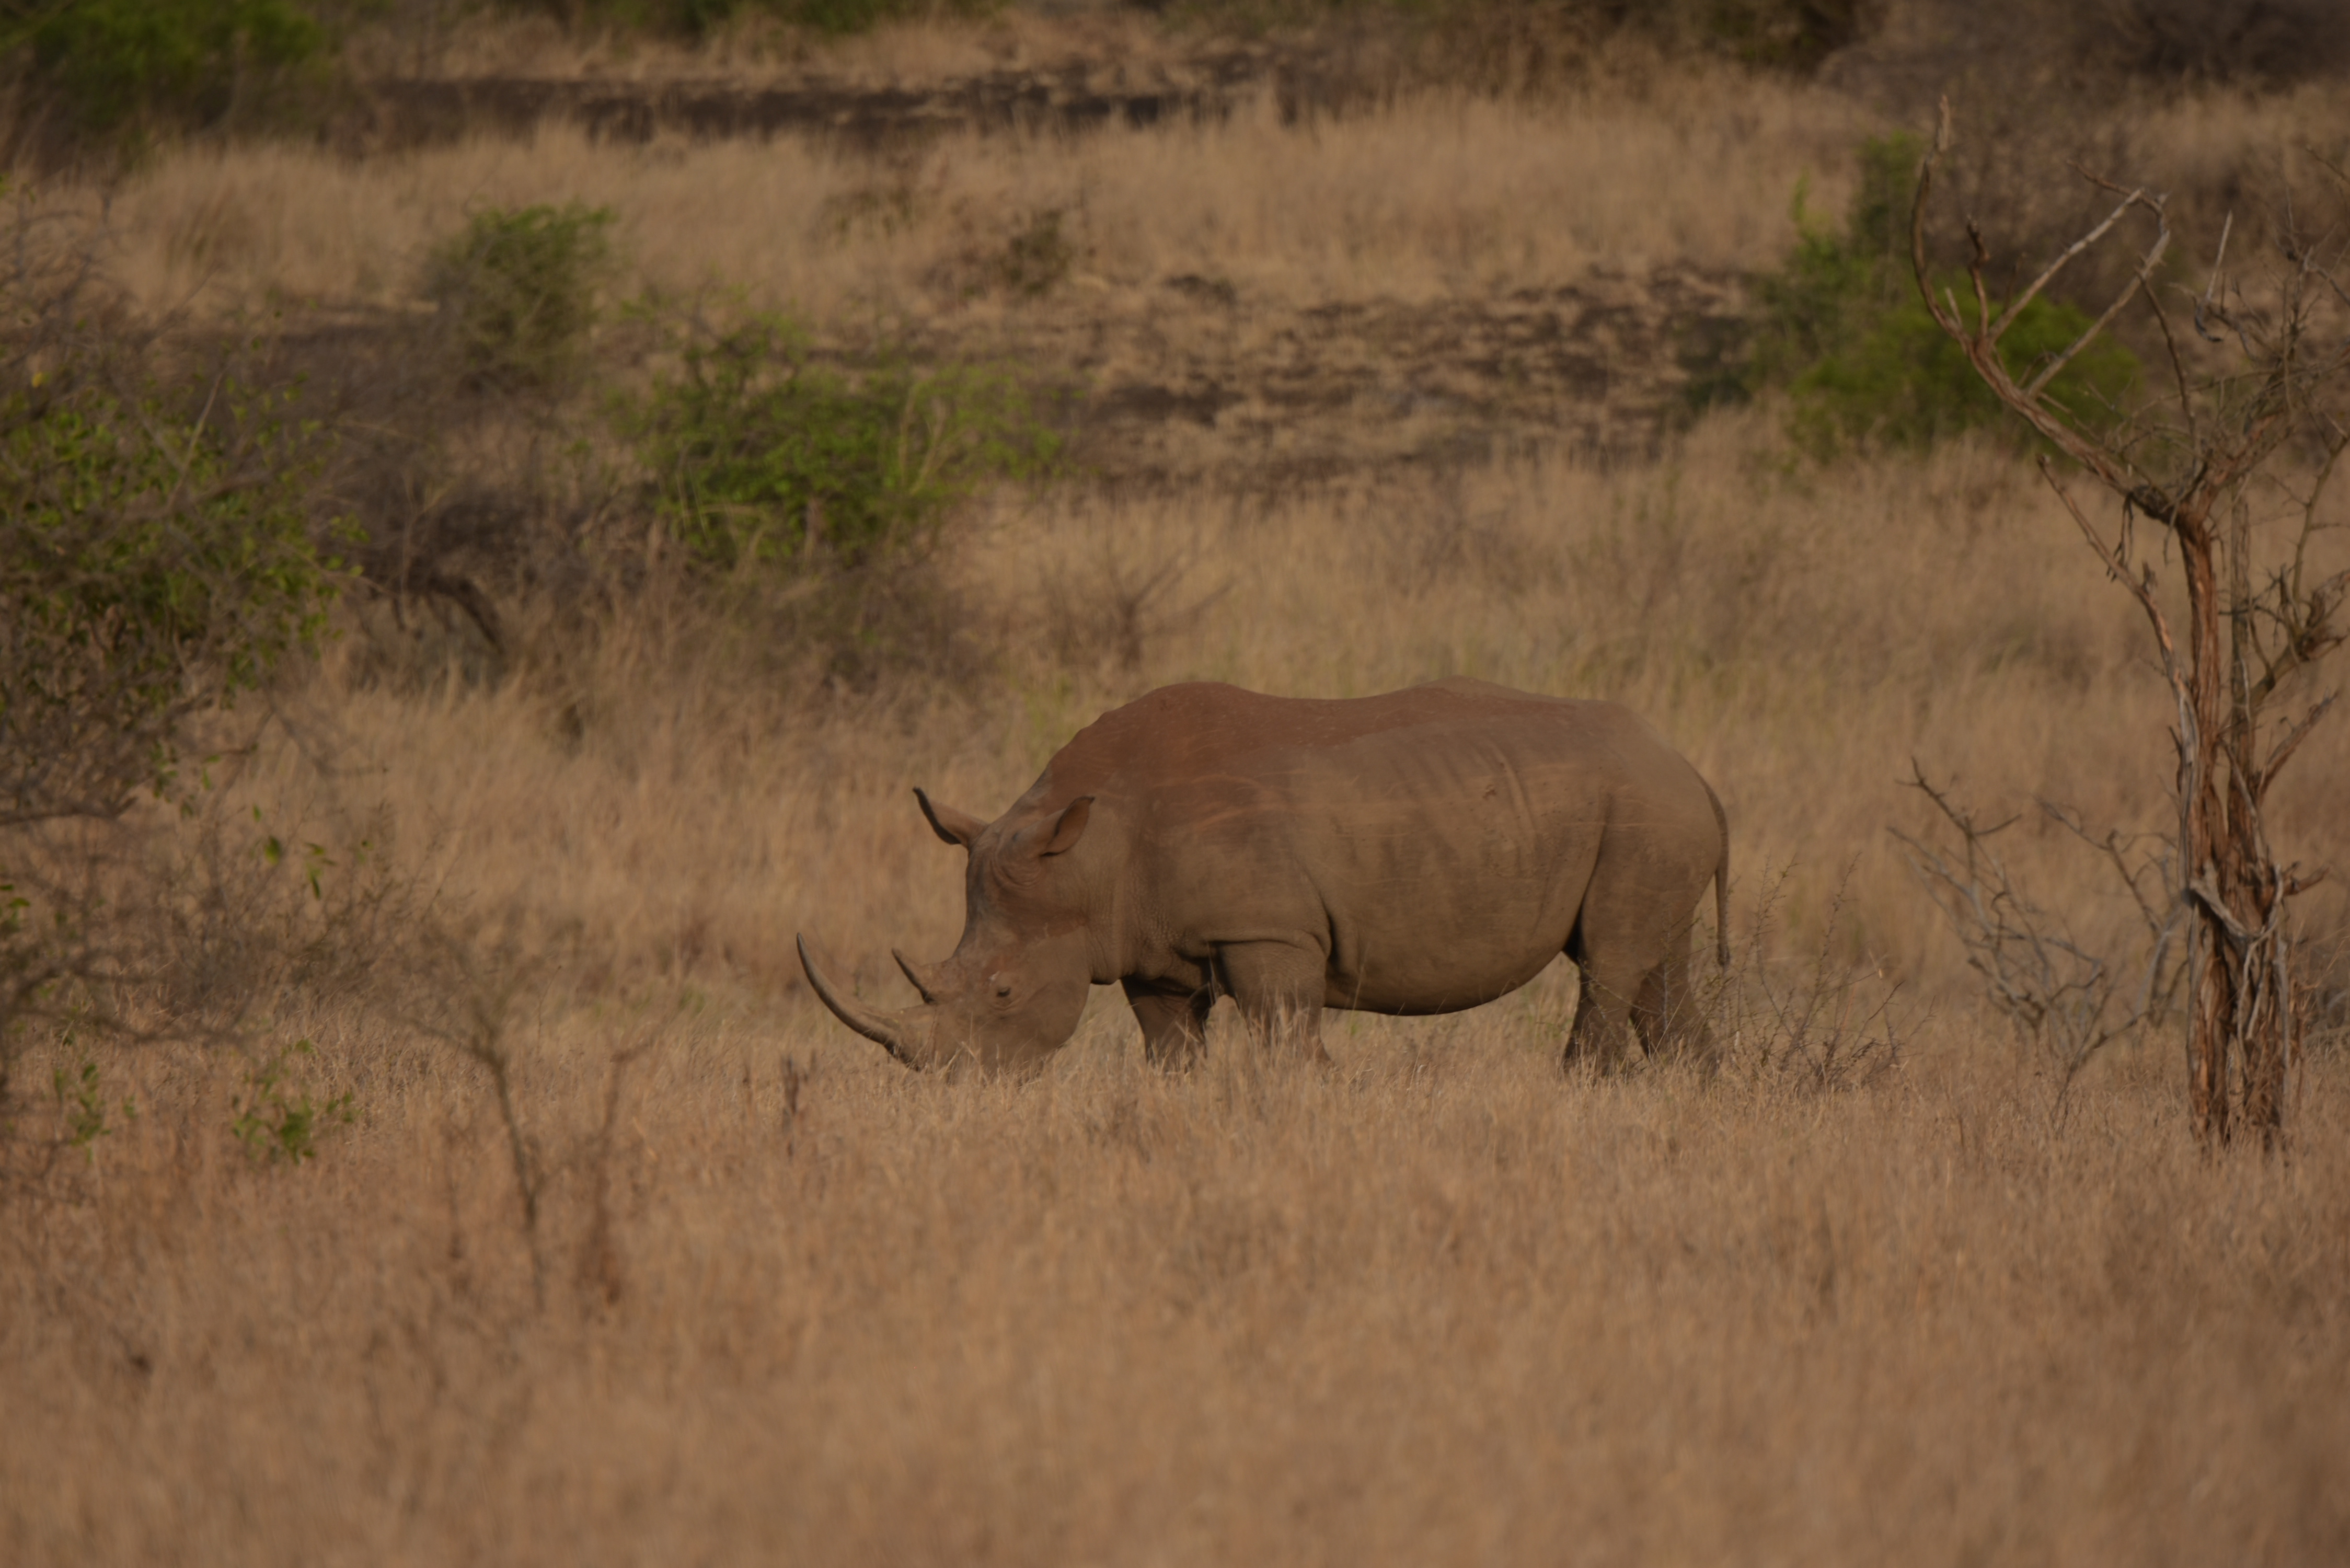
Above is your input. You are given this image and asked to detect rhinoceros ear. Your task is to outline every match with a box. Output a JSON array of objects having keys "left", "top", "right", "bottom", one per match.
[
  {"left": 915, "top": 787, "right": 986, "bottom": 849},
  {"left": 1036, "top": 795, "right": 1094, "bottom": 858}
]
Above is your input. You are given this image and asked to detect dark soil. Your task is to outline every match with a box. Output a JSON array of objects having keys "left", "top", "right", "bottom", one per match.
[
  {"left": 340, "top": 44, "right": 1365, "bottom": 156},
  {"left": 913, "top": 265, "right": 1749, "bottom": 483}
]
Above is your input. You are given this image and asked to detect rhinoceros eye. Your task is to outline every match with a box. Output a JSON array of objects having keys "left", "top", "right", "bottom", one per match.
[{"left": 993, "top": 977, "right": 1014, "bottom": 999}]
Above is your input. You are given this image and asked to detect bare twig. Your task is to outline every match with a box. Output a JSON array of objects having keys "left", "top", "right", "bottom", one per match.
[
  {"left": 575, "top": 1035, "right": 653, "bottom": 1309},
  {"left": 1896, "top": 766, "right": 2182, "bottom": 1126},
  {"left": 2194, "top": 212, "right": 2234, "bottom": 343}
]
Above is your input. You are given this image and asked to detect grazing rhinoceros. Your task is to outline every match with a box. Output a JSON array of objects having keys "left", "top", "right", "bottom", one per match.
[{"left": 798, "top": 677, "right": 1728, "bottom": 1075}]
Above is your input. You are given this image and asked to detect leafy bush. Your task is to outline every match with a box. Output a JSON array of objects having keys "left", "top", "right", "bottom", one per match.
[
  {"left": 1, "top": 361, "right": 344, "bottom": 824},
  {"left": 9, "top": 0, "right": 327, "bottom": 139},
  {"left": 1, "top": 193, "right": 342, "bottom": 826},
  {"left": 423, "top": 203, "right": 616, "bottom": 395},
  {"left": 1728, "top": 132, "right": 2140, "bottom": 454},
  {"left": 0, "top": 220, "right": 347, "bottom": 1115},
  {"left": 623, "top": 314, "right": 1063, "bottom": 573}
]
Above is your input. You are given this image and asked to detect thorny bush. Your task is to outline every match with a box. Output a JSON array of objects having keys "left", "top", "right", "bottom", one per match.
[
  {"left": 0, "top": 199, "right": 345, "bottom": 828},
  {"left": 621, "top": 309, "right": 1062, "bottom": 575}
]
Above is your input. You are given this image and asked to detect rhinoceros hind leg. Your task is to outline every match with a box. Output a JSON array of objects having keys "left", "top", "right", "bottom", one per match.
[
  {"left": 1563, "top": 880, "right": 1685, "bottom": 1071},
  {"left": 1564, "top": 967, "right": 1639, "bottom": 1073},
  {"left": 1124, "top": 981, "right": 1213, "bottom": 1070},
  {"left": 1568, "top": 924, "right": 1718, "bottom": 1075},
  {"left": 1631, "top": 925, "right": 1719, "bottom": 1069}
]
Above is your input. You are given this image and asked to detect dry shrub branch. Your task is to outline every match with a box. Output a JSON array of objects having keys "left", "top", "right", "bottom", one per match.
[
  {"left": 1897, "top": 765, "right": 2185, "bottom": 1122},
  {"left": 1912, "top": 99, "right": 2350, "bottom": 1150},
  {"left": 1709, "top": 860, "right": 1906, "bottom": 1093}
]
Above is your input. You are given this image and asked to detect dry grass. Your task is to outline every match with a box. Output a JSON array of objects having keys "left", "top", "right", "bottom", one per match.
[
  {"left": 7, "top": 32, "right": 2350, "bottom": 1565},
  {"left": 93, "top": 76, "right": 1853, "bottom": 323},
  {"left": 159, "top": 418, "right": 2345, "bottom": 1015},
  {"left": 56, "top": 38, "right": 2350, "bottom": 339},
  {"left": 10, "top": 421, "right": 2347, "bottom": 1563},
  {"left": 10, "top": 1018, "right": 2349, "bottom": 1565}
]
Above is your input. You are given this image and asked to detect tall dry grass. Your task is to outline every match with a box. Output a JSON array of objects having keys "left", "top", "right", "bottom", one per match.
[
  {"left": 9, "top": 1014, "right": 2348, "bottom": 1565},
  {"left": 7, "top": 38, "right": 2350, "bottom": 1565},
  {"left": 50, "top": 48, "right": 2350, "bottom": 340},
  {"left": 286, "top": 417, "right": 2341, "bottom": 1009},
  {"left": 89, "top": 416, "right": 2327, "bottom": 1024},
  {"left": 10, "top": 418, "right": 2346, "bottom": 1563},
  {"left": 85, "top": 77, "right": 1856, "bottom": 324}
]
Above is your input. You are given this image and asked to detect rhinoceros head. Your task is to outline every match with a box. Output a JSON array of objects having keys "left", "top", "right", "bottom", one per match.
[{"left": 798, "top": 787, "right": 1098, "bottom": 1074}]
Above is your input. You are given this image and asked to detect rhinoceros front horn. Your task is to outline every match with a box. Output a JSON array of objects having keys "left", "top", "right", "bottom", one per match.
[{"left": 798, "top": 935, "right": 923, "bottom": 1067}]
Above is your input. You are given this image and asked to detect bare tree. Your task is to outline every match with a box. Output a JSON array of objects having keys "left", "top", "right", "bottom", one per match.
[{"left": 1910, "top": 101, "right": 2350, "bottom": 1150}]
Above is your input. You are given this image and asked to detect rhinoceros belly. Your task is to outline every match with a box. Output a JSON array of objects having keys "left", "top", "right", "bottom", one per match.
[{"left": 1304, "top": 741, "right": 1609, "bottom": 1013}]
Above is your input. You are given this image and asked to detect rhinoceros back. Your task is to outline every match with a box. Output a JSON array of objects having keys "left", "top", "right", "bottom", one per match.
[{"left": 1029, "top": 680, "right": 1720, "bottom": 1015}]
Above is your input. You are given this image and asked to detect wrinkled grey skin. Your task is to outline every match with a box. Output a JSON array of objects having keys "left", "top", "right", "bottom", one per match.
[{"left": 799, "top": 678, "right": 1729, "bottom": 1076}]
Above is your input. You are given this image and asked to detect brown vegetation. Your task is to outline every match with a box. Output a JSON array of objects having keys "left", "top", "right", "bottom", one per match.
[
  {"left": 14, "top": 1018, "right": 2348, "bottom": 1564},
  {"left": 5, "top": 14, "right": 2350, "bottom": 1563},
  {"left": 9, "top": 416, "right": 2346, "bottom": 1561}
]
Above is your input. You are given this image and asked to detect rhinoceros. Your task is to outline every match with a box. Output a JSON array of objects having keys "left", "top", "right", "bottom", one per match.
[{"left": 798, "top": 678, "right": 1728, "bottom": 1075}]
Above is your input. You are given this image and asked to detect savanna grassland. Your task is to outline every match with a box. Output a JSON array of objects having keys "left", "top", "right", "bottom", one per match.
[{"left": 6, "top": 6, "right": 2350, "bottom": 1564}]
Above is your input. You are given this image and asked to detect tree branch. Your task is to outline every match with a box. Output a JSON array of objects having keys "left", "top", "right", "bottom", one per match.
[{"left": 2040, "top": 458, "right": 2184, "bottom": 686}]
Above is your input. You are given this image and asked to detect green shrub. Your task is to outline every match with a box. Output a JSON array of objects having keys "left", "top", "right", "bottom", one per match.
[
  {"left": 1729, "top": 131, "right": 2140, "bottom": 454},
  {"left": 1785, "top": 285, "right": 2141, "bottom": 455},
  {"left": 10, "top": 0, "right": 326, "bottom": 136},
  {"left": 1, "top": 366, "right": 343, "bottom": 823},
  {"left": 622, "top": 314, "right": 1063, "bottom": 573},
  {"left": 423, "top": 203, "right": 616, "bottom": 395},
  {"left": 2, "top": 189, "right": 340, "bottom": 825}
]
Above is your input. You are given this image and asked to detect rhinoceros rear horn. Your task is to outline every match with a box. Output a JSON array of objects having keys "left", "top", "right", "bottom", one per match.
[
  {"left": 891, "top": 947, "right": 941, "bottom": 1004},
  {"left": 798, "top": 935, "right": 922, "bottom": 1068}
]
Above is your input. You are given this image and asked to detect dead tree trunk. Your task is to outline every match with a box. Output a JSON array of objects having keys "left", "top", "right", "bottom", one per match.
[{"left": 1910, "top": 101, "right": 2349, "bottom": 1151}]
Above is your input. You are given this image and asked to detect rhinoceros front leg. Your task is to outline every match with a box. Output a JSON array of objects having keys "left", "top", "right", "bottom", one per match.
[
  {"left": 1215, "top": 941, "right": 1331, "bottom": 1064},
  {"left": 1123, "top": 980, "right": 1213, "bottom": 1070}
]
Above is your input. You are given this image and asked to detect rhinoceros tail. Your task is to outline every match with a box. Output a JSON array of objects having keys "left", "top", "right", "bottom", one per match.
[{"left": 1703, "top": 776, "right": 1731, "bottom": 969}]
